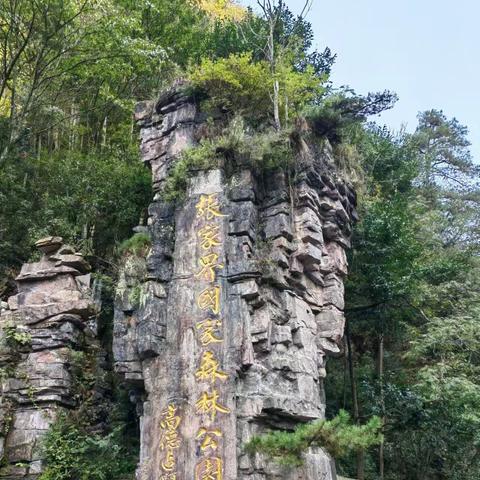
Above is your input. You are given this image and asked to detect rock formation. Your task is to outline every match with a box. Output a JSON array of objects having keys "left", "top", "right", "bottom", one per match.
[
  {"left": 114, "top": 85, "right": 357, "bottom": 480},
  {"left": 0, "top": 238, "right": 97, "bottom": 479}
]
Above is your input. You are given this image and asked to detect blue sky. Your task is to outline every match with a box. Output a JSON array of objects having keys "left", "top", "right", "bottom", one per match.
[{"left": 242, "top": 0, "right": 480, "bottom": 162}]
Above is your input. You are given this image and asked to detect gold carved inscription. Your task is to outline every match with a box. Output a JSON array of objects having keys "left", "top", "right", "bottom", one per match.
[
  {"left": 159, "top": 404, "right": 181, "bottom": 476},
  {"left": 196, "top": 319, "right": 223, "bottom": 346},
  {"left": 193, "top": 193, "right": 229, "bottom": 479},
  {"left": 195, "top": 389, "right": 231, "bottom": 421},
  {"left": 195, "top": 351, "right": 228, "bottom": 384},
  {"left": 197, "top": 286, "right": 221, "bottom": 315},
  {"left": 196, "top": 194, "right": 225, "bottom": 221},
  {"left": 196, "top": 428, "right": 223, "bottom": 452},
  {"left": 196, "top": 253, "right": 224, "bottom": 282},
  {"left": 195, "top": 456, "right": 223, "bottom": 480},
  {"left": 198, "top": 224, "right": 221, "bottom": 250}
]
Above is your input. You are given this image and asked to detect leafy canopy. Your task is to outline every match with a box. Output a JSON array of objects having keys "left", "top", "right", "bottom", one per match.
[
  {"left": 189, "top": 52, "right": 323, "bottom": 126},
  {"left": 246, "top": 410, "right": 382, "bottom": 466}
]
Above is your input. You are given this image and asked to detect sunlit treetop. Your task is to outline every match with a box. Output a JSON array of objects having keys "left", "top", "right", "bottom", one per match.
[{"left": 190, "top": 0, "right": 246, "bottom": 22}]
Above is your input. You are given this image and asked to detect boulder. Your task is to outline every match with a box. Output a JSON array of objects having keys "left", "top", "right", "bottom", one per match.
[{"left": 34, "top": 236, "right": 63, "bottom": 254}]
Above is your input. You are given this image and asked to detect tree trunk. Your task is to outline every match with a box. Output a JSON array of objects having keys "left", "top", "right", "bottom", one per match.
[
  {"left": 378, "top": 333, "right": 386, "bottom": 480},
  {"left": 284, "top": 95, "right": 289, "bottom": 126},
  {"left": 273, "top": 79, "right": 280, "bottom": 131},
  {"left": 53, "top": 127, "right": 59, "bottom": 151},
  {"left": 101, "top": 116, "right": 108, "bottom": 150},
  {"left": 346, "top": 318, "right": 364, "bottom": 480},
  {"left": 70, "top": 103, "right": 78, "bottom": 150},
  {"left": 266, "top": 8, "right": 281, "bottom": 131}
]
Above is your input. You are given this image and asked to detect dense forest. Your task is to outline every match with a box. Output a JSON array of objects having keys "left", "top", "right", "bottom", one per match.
[{"left": 1, "top": 1, "right": 479, "bottom": 480}]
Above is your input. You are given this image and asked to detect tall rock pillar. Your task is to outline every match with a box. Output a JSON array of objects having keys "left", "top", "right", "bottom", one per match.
[
  {"left": 114, "top": 85, "right": 357, "bottom": 480},
  {"left": 0, "top": 238, "right": 96, "bottom": 479}
]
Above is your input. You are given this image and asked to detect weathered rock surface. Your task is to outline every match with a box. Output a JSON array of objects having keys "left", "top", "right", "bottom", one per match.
[
  {"left": 114, "top": 87, "right": 357, "bottom": 480},
  {"left": 0, "top": 241, "right": 97, "bottom": 479}
]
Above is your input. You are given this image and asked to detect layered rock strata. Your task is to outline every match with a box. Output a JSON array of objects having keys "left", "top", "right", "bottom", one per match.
[
  {"left": 0, "top": 238, "right": 96, "bottom": 479},
  {"left": 114, "top": 86, "right": 357, "bottom": 480}
]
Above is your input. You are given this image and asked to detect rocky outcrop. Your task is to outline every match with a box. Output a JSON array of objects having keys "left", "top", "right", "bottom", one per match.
[
  {"left": 114, "top": 86, "right": 357, "bottom": 480},
  {"left": 0, "top": 238, "right": 97, "bottom": 479}
]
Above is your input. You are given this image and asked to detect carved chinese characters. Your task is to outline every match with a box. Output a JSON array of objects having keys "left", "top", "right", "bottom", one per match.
[
  {"left": 193, "top": 193, "right": 230, "bottom": 480},
  {"left": 159, "top": 403, "right": 182, "bottom": 480},
  {"left": 197, "top": 318, "right": 223, "bottom": 346}
]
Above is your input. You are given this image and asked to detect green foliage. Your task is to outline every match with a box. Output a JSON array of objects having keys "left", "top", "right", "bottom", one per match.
[
  {"left": 3, "top": 324, "right": 31, "bottom": 348},
  {"left": 189, "top": 53, "right": 272, "bottom": 121},
  {"left": 326, "top": 111, "right": 480, "bottom": 480},
  {"left": 305, "top": 90, "right": 398, "bottom": 144},
  {"left": 351, "top": 195, "right": 422, "bottom": 302},
  {"left": 39, "top": 351, "right": 139, "bottom": 480},
  {"left": 0, "top": 150, "right": 151, "bottom": 270},
  {"left": 39, "top": 415, "right": 136, "bottom": 480},
  {"left": 246, "top": 410, "right": 382, "bottom": 466},
  {"left": 162, "top": 116, "right": 294, "bottom": 201},
  {"left": 118, "top": 232, "right": 151, "bottom": 257},
  {"left": 413, "top": 109, "right": 478, "bottom": 191},
  {"left": 410, "top": 306, "right": 480, "bottom": 371},
  {"left": 67, "top": 349, "right": 97, "bottom": 404},
  {"left": 162, "top": 139, "right": 221, "bottom": 202},
  {"left": 0, "top": 0, "right": 168, "bottom": 157},
  {"left": 189, "top": 52, "right": 323, "bottom": 126},
  {"left": 126, "top": 284, "right": 149, "bottom": 310}
]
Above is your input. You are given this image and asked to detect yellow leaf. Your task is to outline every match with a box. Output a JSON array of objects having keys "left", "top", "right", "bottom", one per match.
[{"left": 190, "top": 0, "right": 246, "bottom": 22}]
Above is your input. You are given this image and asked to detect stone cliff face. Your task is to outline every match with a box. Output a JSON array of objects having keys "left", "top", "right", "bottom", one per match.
[
  {"left": 0, "top": 238, "right": 97, "bottom": 479},
  {"left": 114, "top": 86, "right": 357, "bottom": 480}
]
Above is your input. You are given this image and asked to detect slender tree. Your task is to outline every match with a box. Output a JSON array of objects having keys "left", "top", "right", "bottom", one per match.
[{"left": 256, "top": 0, "right": 313, "bottom": 130}]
